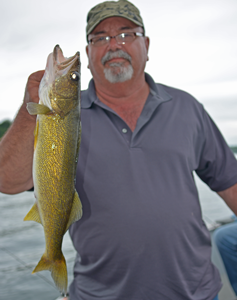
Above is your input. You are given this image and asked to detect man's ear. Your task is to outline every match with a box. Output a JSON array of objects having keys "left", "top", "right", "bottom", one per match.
[
  {"left": 86, "top": 45, "right": 90, "bottom": 69},
  {"left": 145, "top": 36, "right": 150, "bottom": 53}
]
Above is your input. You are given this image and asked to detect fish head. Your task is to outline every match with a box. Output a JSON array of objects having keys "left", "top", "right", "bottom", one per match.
[{"left": 39, "top": 45, "right": 80, "bottom": 117}]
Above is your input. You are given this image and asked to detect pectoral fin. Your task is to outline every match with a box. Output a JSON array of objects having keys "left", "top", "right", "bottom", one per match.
[
  {"left": 27, "top": 102, "right": 51, "bottom": 115},
  {"left": 23, "top": 202, "right": 42, "bottom": 225},
  {"left": 65, "top": 191, "right": 82, "bottom": 233}
]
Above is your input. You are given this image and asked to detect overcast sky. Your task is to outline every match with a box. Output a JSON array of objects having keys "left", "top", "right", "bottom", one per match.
[{"left": 0, "top": 0, "right": 236, "bottom": 144}]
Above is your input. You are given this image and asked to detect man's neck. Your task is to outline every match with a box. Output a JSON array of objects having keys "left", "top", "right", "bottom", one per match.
[{"left": 94, "top": 75, "right": 150, "bottom": 131}]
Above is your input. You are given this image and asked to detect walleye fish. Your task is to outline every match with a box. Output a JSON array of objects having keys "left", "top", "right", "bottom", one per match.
[{"left": 24, "top": 45, "right": 82, "bottom": 294}]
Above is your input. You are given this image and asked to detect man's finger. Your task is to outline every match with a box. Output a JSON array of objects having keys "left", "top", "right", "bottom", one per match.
[{"left": 28, "top": 70, "right": 45, "bottom": 83}]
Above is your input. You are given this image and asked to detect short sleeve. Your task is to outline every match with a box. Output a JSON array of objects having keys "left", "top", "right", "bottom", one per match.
[{"left": 195, "top": 108, "right": 237, "bottom": 192}]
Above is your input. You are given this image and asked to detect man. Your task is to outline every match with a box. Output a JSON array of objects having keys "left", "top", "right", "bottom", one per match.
[
  {"left": 0, "top": 0, "right": 237, "bottom": 299},
  {"left": 213, "top": 220, "right": 237, "bottom": 296}
]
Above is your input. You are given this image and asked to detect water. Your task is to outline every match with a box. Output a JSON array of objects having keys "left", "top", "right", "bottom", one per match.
[
  {"left": 0, "top": 169, "right": 236, "bottom": 300},
  {"left": 0, "top": 192, "right": 76, "bottom": 300}
]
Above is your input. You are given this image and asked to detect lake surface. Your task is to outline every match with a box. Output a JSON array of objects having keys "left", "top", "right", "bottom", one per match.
[
  {"left": 0, "top": 168, "right": 236, "bottom": 300},
  {"left": 0, "top": 191, "right": 76, "bottom": 300}
]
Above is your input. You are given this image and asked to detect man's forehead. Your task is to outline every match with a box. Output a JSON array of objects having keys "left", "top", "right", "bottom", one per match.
[{"left": 90, "top": 17, "right": 140, "bottom": 35}]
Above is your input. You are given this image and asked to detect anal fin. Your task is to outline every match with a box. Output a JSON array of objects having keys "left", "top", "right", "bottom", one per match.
[
  {"left": 65, "top": 191, "right": 82, "bottom": 233},
  {"left": 23, "top": 202, "right": 42, "bottom": 225}
]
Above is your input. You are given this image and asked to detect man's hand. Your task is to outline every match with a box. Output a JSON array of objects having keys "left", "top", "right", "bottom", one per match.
[
  {"left": 23, "top": 70, "right": 45, "bottom": 105},
  {"left": 0, "top": 70, "right": 45, "bottom": 194}
]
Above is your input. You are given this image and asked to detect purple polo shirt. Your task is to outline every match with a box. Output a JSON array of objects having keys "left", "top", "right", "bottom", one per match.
[{"left": 69, "top": 73, "right": 237, "bottom": 300}]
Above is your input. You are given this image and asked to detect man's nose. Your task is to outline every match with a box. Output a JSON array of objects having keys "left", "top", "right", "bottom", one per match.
[{"left": 107, "top": 36, "right": 122, "bottom": 51}]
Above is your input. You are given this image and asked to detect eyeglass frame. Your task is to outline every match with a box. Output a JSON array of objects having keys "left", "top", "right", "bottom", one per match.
[{"left": 88, "top": 31, "right": 144, "bottom": 46}]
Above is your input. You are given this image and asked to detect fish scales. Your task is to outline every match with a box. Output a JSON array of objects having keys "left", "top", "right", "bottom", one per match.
[{"left": 24, "top": 45, "right": 82, "bottom": 295}]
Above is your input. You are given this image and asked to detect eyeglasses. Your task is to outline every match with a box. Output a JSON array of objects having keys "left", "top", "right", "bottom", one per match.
[{"left": 88, "top": 32, "right": 144, "bottom": 47}]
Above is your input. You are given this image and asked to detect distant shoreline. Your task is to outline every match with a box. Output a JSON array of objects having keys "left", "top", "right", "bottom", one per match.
[{"left": 230, "top": 146, "right": 237, "bottom": 154}]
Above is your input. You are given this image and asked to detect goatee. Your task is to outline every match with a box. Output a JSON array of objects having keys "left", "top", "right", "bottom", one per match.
[{"left": 101, "top": 50, "right": 134, "bottom": 83}]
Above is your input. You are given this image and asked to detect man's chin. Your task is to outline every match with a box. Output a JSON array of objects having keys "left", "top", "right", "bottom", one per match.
[{"left": 103, "top": 65, "right": 134, "bottom": 83}]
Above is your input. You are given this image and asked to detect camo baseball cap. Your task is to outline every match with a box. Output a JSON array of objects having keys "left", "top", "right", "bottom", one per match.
[{"left": 86, "top": 0, "right": 145, "bottom": 37}]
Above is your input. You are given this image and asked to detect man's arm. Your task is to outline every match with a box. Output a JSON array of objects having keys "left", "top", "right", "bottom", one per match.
[
  {"left": 217, "top": 182, "right": 237, "bottom": 215},
  {"left": 0, "top": 70, "right": 44, "bottom": 194}
]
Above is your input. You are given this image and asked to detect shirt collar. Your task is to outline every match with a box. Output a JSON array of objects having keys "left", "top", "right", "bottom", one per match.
[
  {"left": 145, "top": 73, "right": 172, "bottom": 103},
  {"left": 81, "top": 72, "right": 172, "bottom": 109},
  {"left": 81, "top": 79, "right": 97, "bottom": 109}
]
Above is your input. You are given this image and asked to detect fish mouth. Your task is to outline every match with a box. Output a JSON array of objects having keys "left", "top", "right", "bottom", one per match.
[
  {"left": 39, "top": 45, "right": 80, "bottom": 111},
  {"left": 53, "top": 45, "right": 80, "bottom": 75},
  {"left": 53, "top": 44, "right": 65, "bottom": 64}
]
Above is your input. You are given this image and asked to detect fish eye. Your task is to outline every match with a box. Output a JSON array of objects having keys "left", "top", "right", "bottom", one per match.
[{"left": 70, "top": 72, "right": 80, "bottom": 81}]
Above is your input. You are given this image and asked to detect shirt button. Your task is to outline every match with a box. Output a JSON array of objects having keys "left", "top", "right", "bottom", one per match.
[{"left": 122, "top": 128, "right": 127, "bottom": 133}]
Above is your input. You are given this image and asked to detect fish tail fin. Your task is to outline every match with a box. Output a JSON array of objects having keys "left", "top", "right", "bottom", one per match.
[
  {"left": 51, "top": 253, "right": 68, "bottom": 294},
  {"left": 32, "top": 252, "right": 68, "bottom": 294}
]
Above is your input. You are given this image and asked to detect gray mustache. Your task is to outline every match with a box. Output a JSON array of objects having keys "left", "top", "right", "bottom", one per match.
[{"left": 101, "top": 50, "right": 132, "bottom": 65}]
